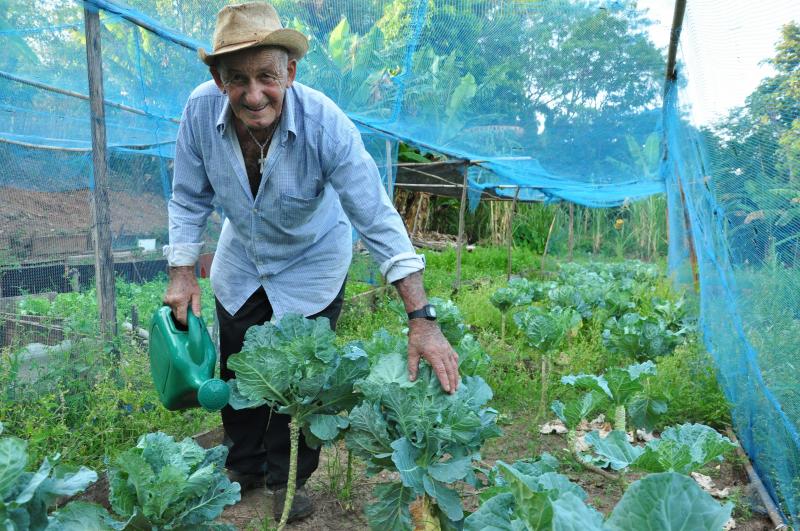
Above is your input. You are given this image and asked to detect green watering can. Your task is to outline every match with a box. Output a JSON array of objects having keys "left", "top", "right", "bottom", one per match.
[{"left": 149, "top": 306, "right": 229, "bottom": 412}]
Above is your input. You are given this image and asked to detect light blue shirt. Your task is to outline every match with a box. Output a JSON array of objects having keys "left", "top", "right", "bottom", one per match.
[{"left": 165, "top": 80, "right": 423, "bottom": 318}]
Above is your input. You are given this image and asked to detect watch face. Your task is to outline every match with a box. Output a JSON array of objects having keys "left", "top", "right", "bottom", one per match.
[{"left": 427, "top": 306, "right": 437, "bottom": 318}]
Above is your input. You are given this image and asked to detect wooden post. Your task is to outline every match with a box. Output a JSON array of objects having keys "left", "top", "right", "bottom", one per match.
[
  {"left": 675, "top": 164, "right": 699, "bottom": 291},
  {"left": 567, "top": 202, "right": 575, "bottom": 262},
  {"left": 84, "top": 5, "right": 117, "bottom": 338},
  {"left": 540, "top": 207, "right": 558, "bottom": 274},
  {"left": 385, "top": 139, "right": 394, "bottom": 202},
  {"left": 506, "top": 186, "right": 520, "bottom": 281},
  {"left": 453, "top": 163, "right": 469, "bottom": 291}
]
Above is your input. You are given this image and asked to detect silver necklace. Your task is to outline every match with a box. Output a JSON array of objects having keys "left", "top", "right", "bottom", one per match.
[{"left": 245, "top": 122, "right": 278, "bottom": 174}]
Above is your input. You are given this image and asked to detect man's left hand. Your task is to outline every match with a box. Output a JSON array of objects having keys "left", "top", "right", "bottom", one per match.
[{"left": 407, "top": 319, "right": 460, "bottom": 394}]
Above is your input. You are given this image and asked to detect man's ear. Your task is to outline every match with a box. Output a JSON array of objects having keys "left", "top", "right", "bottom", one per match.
[
  {"left": 210, "top": 65, "right": 225, "bottom": 92},
  {"left": 286, "top": 59, "right": 297, "bottom": 88}
]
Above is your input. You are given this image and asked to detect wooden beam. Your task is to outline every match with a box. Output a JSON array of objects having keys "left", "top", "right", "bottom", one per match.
[
  {"left": 506, "top": 186, "right": 520, "bottom": 281},
  {"left": 84, "top": 5, "right": 117, "bottom": 338},
  {"left": 453, "top": 163, "right": 469, "bottom": 291}
]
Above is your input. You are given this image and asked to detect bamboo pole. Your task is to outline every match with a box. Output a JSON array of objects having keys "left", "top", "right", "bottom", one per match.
[
  {"left": 386, "top": 139, "right": 394, "bottom": 201},
  {"left": 506, "top": 186, "right": 520, "bottom": 281},
  {"left": 453, "top": 163, "right": 469, "bottom": 291},
  {"left": 84, "top": 5, "right": 117, "bottom": 338}
]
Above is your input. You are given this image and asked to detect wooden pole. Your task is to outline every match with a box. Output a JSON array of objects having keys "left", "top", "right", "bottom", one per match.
[
  {"left": 84, "top": 6, "right": 117, "bottom": 338},
  {"left": 453, "top": 163, "right": 469, "bottom": 291},
  {"left": 385, "top": 139, "right": 394, "bottom": 202},
  {"left": 540, "top": 207, "right": 558, "bottom": 274},
  {"left": 567, "top": 202, "right": 575, "bottom": 262},
  {"left": 506, "top": 186, "right": 520, "bottom": 281}
]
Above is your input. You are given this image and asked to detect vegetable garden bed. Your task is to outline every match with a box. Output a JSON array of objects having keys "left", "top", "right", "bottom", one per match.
[{"left": 0, "top": 246, "right": 780, "bottom": 529}]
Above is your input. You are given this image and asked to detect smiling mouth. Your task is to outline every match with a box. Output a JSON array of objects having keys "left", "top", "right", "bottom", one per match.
[{"left": 244, "top": 103, "right": 269, "bottom": 113}]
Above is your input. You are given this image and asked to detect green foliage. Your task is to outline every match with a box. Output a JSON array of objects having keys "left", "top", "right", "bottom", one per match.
[
  {"left": 346, "top": 344, "right": 500, "bottom": 529},
  {"left": 465, "top": 455, "right": 732, "bottom": 531},
  {"left": 0, "top": 423, "right": 98, "bottom": 531},
  {"left": 583, "top": 423, "right": 737, "bottom": 475},
  {"left": 602, "top": 312, "right": 689, "bottom": 361},
  {"left": 561, "top": 362, "right": 664, "bottom": 431},
  {"left": 514, "top": 306, "right": 582, "bottom": 353},
  {"left": 227, "top": 313, "right": 370, "bottom": 448},
  {"left": 72, "top": 432, "right": 240, "bottom": 530}
]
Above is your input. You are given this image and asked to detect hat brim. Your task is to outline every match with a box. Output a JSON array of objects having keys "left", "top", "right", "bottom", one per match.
[{"left": 199, "top": 28, "right": 308, "bottom": 66}]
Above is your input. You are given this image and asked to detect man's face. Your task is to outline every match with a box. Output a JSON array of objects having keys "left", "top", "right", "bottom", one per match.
[{"left": 211, "top": 47, "right": 296, "bottom": 130}]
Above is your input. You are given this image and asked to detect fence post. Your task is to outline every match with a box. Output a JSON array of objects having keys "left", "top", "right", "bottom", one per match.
[
  {"left": 84, "top": 5, "right": 117, "bottom": 338},
  {"left": 453, "top": 162, "right": 469, "bottom": 291}
]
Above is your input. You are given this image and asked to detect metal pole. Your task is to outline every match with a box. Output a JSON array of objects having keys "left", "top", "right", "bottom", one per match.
[
  {"left": 453, "top": 163, "right": 469, "bottom": 290},
  {"left": 84, "top": 5, "right": 117, "bottom": 338},
  {"left": 506, "top": 186, "right": 520, "bottom": 281}
]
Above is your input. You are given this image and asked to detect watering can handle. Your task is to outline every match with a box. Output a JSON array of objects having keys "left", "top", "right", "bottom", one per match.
[{"left": 187, "top": 309, "right": 203, "bottom": 363}]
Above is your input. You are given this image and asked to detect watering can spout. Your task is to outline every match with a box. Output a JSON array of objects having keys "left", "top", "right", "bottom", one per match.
[{"left": 149, "top": 306, "right": 229, "bottom": 412}]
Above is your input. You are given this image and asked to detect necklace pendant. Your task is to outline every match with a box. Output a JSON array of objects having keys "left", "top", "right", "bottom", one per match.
[{"left": 258, "top": 156, "right": 266, "bottom": 174}]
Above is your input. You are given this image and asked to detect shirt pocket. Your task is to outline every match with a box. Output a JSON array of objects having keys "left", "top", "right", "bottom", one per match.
[{"left": 279, "top": 190, "right": 324, "bottom": 227}]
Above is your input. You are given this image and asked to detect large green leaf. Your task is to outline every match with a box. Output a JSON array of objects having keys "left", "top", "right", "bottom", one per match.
[
  {"left": 0, "top": 437, "right": 27, "bottom": 499},
  {"left": 635, "top": 424, "right": 736, "bottom": 474},
  {"left": 365, "top": 482, "right": 414, "bottom": 531},
  {"left": 48, "top": 500, "right": 116, "bottom": 530},
  {"left": 551, "top": 492, "right": 605, "bottom": 531},
  {"left": 307, "top": 414, "right": 349, "bottom": 442},
  {"left": 464, "top": 492, "right": 516, "bottom": 530},
  {"left": 550, "top": 391, "right": 605, "bottom": 431},
  {"left": 497, "top": 463, "right": 553, "bottom": 530},
  {"left": 345, "top": 401, "right": 395, "bottom": 462},
  {"left": 391, "top": 438, "right": 425, "bottom": 493},
  {"left": 423, "top": 476, "right": 463, "bottom": 522},
  {"left": 627, "top": 396, "right": 668, "bottom": 431},
  {"left": 583, "top": 430, "right": 643, "bottom": 471},
  {"left": 606, "top": 472, "right": 733, "bottom": 531}
]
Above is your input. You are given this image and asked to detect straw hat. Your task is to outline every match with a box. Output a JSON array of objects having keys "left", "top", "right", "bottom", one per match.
[{"left": 198, "top": 2, "right": 308, "bottom": 66}]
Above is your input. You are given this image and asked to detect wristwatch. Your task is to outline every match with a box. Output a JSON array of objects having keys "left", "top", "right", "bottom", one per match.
[{"left": 407, "top": 304, "right": 437, "bottom": 321}]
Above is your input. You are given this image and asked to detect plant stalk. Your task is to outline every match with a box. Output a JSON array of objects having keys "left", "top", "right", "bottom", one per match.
[
  {"left": 410, "top": 494, "right": 441, "bottom": 531},
  {"left": 501, "top": 313, "right": 506, "bottom": 341},
  {"left": 614, "top": 405, "right": 626, "bottom": 432},
  {"left": 538, "top": 355, "right": 549, "bottom": 421},
  {"left": 276, "top": 417, "right": 300, "bottom": 531}
]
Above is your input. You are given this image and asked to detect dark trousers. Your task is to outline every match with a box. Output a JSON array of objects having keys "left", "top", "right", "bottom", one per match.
[{"left": 216, "top": 281, "right": 346, "bottom": 488}]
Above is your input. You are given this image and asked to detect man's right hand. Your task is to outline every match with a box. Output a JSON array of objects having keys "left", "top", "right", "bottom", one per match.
[{"left": 163, "top": 266, "right": 202, "bottom": 326}]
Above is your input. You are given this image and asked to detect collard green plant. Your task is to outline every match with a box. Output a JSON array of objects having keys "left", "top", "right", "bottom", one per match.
[
  {"left": 490, "top": 282, "right": 533, "bottom": 340},
  {"left": 515, "top": 305, "right": 582, "bottom": 417},
  {"left": 602, "top": 309, "right": 691, "bottom": 361},
  {"left": 550, "top": 391, "right": 606, "bottom": 451},
  {"left": 465, "top": 456, "right": 733, "bottom": 531},
  {"left": 583, "top": 423, "right": 737, "bottom": 475},
  {"left": 0, "top": 423, "right": 98, "bottom": 531},
  {"left": 52, "top": 432, "right": 241, "bottom": 530},
  {"left": 345, "top": 345, "right": 500, "bottom": 530},
  {"left": 227, "top": 314, "right": 369, "bottom": 530},
  {"left": 561, "top": 362, "right": 664, "bottom": 432},
  {"left": 428, "top": 297, "right": 469, "bottom": 346}
]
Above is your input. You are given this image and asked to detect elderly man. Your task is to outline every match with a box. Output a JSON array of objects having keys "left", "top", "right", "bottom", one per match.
[{"left": 162, "top": 2, "right": 459, "bottom": 522}]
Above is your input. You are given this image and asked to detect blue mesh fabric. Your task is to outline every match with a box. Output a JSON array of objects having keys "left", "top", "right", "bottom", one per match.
[{"left": 2, "top": 1, "right": 800, "bottom": 524}]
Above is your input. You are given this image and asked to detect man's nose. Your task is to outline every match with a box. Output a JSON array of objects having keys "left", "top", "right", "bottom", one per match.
[{"left": 243, "top": 82, "right": 265, "bottom": 107}]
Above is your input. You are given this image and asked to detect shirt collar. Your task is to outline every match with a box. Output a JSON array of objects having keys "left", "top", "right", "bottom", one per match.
[{"left": 215, "top": 86, "right": 297, "bottom": 142}]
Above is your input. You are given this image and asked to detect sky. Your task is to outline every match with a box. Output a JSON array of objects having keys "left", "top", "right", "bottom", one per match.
[{"left": 637, "top": 0, "right": 799, "bottom": 125}]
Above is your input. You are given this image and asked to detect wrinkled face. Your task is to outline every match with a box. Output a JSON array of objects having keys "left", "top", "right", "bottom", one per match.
[{"left": 211, "top": 46, "right": 296, "bottom": 130}]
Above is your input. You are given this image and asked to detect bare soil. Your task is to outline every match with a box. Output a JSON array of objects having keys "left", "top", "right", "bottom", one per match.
[{"left": 0, "top": 187, "right": 168, "bottom": 239}]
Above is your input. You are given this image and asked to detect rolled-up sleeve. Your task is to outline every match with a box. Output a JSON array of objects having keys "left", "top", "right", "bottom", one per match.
[
  {"left": 323, "top": 119, "right": 424, "bottom": 282},
  {"left": 165, "top": 102, "right": 215, "bottom": 267}
]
